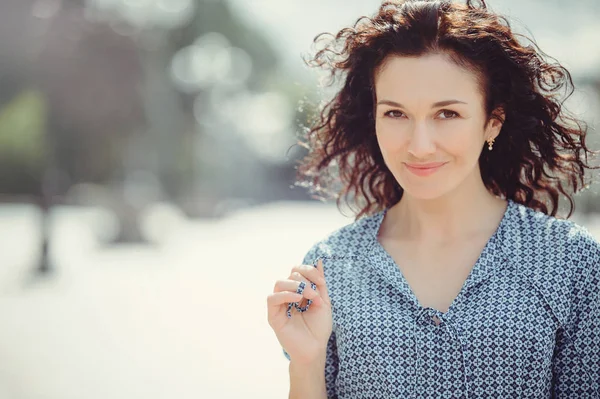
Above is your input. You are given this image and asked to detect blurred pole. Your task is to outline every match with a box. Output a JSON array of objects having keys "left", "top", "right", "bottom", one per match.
[
  {"left": 138, "top": 33, "right": 188, "bottom": 198},
  {"left": 38, "top": 142, "right": 58, "bottom": 274},
  {"left": 38, "top": 180, "right": 51, "bottom": 274}
]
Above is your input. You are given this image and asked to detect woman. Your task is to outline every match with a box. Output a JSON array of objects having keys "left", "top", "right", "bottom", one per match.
[{"left": 266, "top": 0, "right": 600, "bottom": 398}]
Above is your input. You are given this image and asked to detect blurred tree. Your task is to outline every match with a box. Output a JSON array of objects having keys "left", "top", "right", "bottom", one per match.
[
  {"left": 0, "top": 0, "right": 297, "bottom": 272},
  {"left": 0, "top": 89, "right": 45, "bottom": 195},
  {"left": 35, "top": 3, "right": 147, "bottom": 247},
  {"left": 173, "top": 0, "right": 279, "bottom": 87}
]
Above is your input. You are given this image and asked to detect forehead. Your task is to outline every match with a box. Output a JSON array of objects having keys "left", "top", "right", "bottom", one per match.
[{"left": 373, "top": 53, "right": 483, "bottom": 104}]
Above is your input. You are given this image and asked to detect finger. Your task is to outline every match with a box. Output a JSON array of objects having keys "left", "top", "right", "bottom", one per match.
[
  {"left": 315, "top": 257, "right": 325, "bottom": 277},
  {"left": 291, "top": 261, "right": 330, "bottom": 307},
  {"left": 267, "top": 291, "right": 306, "bottom": 324},
  {"left": 267, "top": 291, "right": 304, "bottom": 310},
  {"left": 288, "top": 273, "right": 321, "bottom": 309},
  {"left": 288, "top": 273, "right": 320, "bottom": 299},
  {"left": 315, "top": 259, "right": 331, "bottom": 305},
  {"left": 273, "top": 278, "right": 319, "bottom": 300},
  {"left": 290, "top": 264, "right": 325, "bottom": 287}
]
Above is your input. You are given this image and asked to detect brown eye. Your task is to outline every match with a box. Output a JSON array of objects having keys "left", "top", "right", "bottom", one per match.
[
  {"left": 384, "top": 110, "right": 405, "bottom": 118},
  {"left": 439, "top": 110, "right": 459, "bottom": 119}
]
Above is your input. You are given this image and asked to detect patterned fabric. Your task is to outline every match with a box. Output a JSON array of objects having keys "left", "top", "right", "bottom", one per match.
[{"left": 282, "top": 199, "right": 600, "bottom": 398}]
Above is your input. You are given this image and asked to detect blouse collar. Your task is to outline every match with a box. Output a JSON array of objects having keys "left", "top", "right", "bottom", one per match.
[{"left": 363, "top": 198, "right": 516, "bottom": 312}]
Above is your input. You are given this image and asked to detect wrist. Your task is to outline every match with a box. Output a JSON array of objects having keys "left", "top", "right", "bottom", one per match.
[
  {"left": 290, "top": 351, "right": 326, "bottom": 371},
  {"left": 287, "top": 343, "right": 329, "bottom": 399},
  {"left": 289, "top": 357, "right": 327, "bottom": 394}
]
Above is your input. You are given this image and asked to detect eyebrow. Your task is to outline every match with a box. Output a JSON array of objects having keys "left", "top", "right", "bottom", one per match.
[{"left": 376, "top": 99, "right": 468, "bottom": 108}]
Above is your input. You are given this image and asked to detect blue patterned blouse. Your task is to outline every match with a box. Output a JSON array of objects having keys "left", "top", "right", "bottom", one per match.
[{"left": 282, "top": 199, "right": 600, "bottom": 398}]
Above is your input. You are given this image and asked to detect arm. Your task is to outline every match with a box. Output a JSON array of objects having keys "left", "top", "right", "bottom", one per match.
[
  {"left": 289, "top": 356, "right": 328, "bottom": 399},
  {"left": 551, "top": 231, "right": 600, "bottom": 397},
  {"left": 282, "top": 244, "right": 340, "bottom": 398},
  {"left": 285, "top": 329, "right": 340, "bottom": 398}
]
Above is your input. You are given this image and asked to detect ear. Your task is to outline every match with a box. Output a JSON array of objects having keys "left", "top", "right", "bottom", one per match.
[{"left": 486, "top": 107, "right": 505, "bottom": 141}]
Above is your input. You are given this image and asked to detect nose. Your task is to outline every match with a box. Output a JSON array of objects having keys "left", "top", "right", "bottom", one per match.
[{"left": 407, "top": 121, "right": 436, "bottom": 158}]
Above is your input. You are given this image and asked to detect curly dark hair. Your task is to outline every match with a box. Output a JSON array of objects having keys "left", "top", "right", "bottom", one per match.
[{"left": 293, "top": 0, "right": 599, "bottom": 220}]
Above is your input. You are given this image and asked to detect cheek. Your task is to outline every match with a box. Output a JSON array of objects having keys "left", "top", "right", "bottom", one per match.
[
  {"left": 437, "top": 126, "right": 483, "bottom": 161},
  {"left": 375, "top": 122, "right": 407, "bottom": 153},
  {"left": 441, "top": 134, "right": 469, "bottom": 158}
]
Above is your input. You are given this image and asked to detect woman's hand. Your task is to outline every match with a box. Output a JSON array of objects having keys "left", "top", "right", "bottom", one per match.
[{"left": 267, "top": 258, "right": 333, "bottom": 365}]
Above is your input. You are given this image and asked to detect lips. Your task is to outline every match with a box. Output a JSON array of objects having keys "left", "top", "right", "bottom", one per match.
[
  {"left": 405, "top": 162, "right": 447, "bottom": 169},
  {"left": 404, "top": 162, "right": 447, "bottom": 177}
]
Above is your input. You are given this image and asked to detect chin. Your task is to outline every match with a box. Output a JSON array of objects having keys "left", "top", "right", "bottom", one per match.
[
  {"left": 395, "top": 164, "right": 472, "bottom": 201},
  {"left": 397, "top": 175, "right": 460, "bottom": 200},
  {"left": 402, "top": 186, "right": 451, "bottom": 200}
]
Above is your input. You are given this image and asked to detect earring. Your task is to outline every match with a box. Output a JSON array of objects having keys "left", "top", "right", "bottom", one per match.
[{"left": 487, "top": 138, "right": 495, "bottom": 151}]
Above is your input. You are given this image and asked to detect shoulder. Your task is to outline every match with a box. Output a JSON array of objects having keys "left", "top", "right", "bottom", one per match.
[
  {"left": 509, "top": 200, "right": 581, "bottom": 239},
  {"left": 300, "top": 210, "right": 382, "bottom": 265},
  {"left": 508, "top": 201, "right": 600, "bottom": 264},
  {"left": 506, "top": 201, "right": 600, "bottom": 325}
]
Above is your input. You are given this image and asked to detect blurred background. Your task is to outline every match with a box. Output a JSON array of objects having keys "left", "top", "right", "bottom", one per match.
[{"left": 0, "top": 0, "right": 598, "bottom": 398}]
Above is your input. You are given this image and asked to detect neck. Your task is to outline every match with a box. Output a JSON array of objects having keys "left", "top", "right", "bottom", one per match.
[{"left": 386, "top": 173, "right": 507, "bottom": 244}]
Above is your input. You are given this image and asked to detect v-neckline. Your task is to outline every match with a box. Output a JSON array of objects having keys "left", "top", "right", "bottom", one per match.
[{"left": 367, "top": 199, "right": 513, "bottom": 317}]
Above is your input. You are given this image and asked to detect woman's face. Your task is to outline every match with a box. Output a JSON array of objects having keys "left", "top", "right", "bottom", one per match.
[{"left": 374, "top": 52, "right": 503, "bottom": 200}]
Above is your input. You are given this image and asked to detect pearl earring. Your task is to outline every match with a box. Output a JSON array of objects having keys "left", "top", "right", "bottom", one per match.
[{"left": 487, "top": 138, "right": 495, "bottom": 151}]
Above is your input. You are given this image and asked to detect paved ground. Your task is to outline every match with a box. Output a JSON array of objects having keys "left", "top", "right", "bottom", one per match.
[
  {"left": 0, "top": 202, "right": 353, "bottom": 399},
  {"left": 0, "top": 202, "right": 597, "bottom": 399}
]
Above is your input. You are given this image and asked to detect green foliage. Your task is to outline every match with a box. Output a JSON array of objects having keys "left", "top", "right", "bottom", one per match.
[
  {"left": 0, "top": 89, "right": 46, "bottom": 195},
  {"left": 0, "top": 88, "right": 46, "bottom": 166}
]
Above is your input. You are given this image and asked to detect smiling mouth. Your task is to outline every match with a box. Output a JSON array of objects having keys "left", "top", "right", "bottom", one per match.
[{"left": 404, "top": 162, "right": 447, "bottom": 176}]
